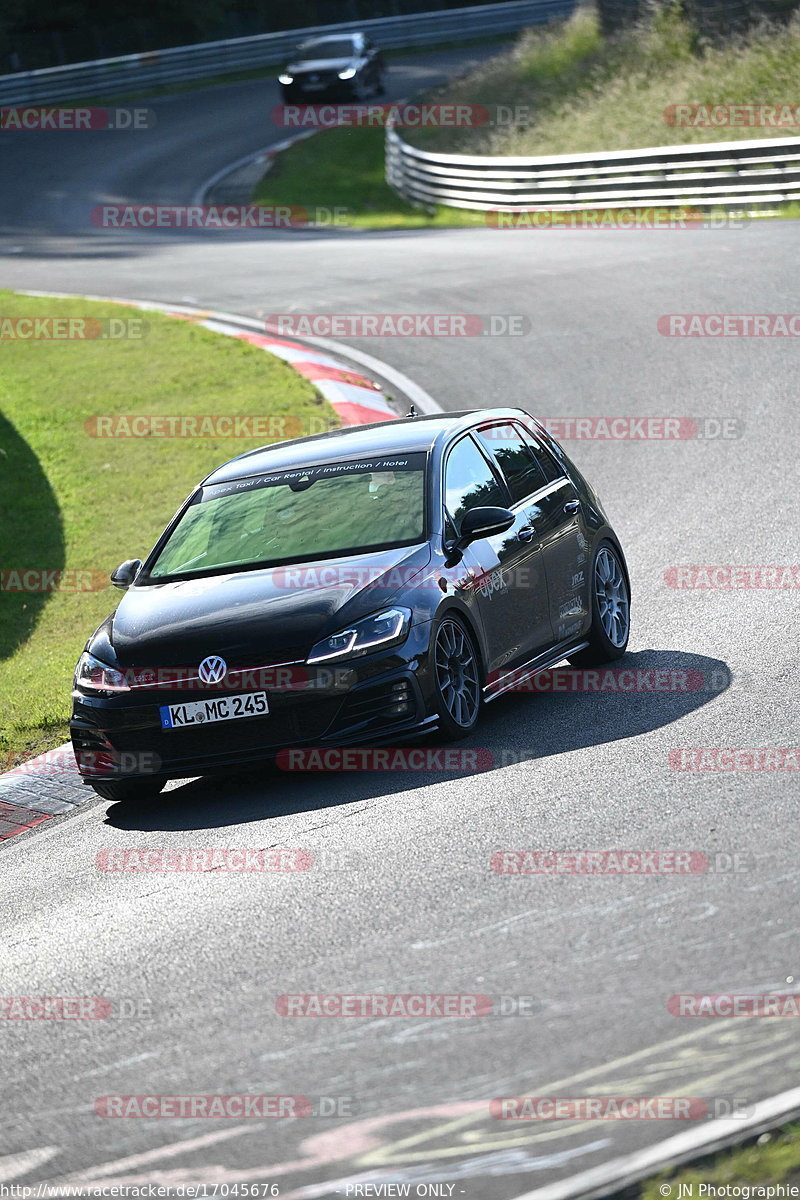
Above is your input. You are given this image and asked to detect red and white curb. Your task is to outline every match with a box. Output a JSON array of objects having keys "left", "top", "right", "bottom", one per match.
[
  {"left": 201, "top": 320, "right": 398, "bottom": 427},
  {"left": 2, "top": 292, "right": 439, "bottom": 844},
  {"left": 0, "top": 745, "right": 86, "bottom": 843}
]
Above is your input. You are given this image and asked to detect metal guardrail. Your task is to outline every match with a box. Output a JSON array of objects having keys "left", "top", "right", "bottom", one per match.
[
  {"left": 0, "top": 0, "right": 577, "bottom": 106},
  {"left": 386, "top": 127, "right": 800, "bottom": 210}
]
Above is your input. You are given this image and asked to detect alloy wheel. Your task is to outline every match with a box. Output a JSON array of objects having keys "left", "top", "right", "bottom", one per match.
[
  {"left": 595, "top": 547, "right": 630, "bottom": 648},
  {"left": 434, "top": 619, "right": 480, "bottom": 728}
]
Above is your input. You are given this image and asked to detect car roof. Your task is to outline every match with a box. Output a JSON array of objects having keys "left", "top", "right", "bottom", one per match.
[{"left": 203, "top": 408, "right": 531, "bottom": 485}]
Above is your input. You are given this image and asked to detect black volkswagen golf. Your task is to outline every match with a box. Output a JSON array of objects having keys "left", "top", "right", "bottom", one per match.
[
  {"left": 70, "top": 409, "right": 630, "bottom": 799},
  {"left": 277, "top": 33, "right": 385, "bottom": 102}
]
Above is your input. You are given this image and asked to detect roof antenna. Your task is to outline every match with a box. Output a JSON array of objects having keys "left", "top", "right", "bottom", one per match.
[{"left": 407, "top": 404, "right": 417, "bottom": 418}]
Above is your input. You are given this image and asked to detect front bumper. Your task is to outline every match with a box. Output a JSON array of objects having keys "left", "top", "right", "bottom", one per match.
[
  {"left": 282, "top": 77, "right": 360, "bottom": 99},
  {"left": 70, "top": 626, "right": 436, "bottom": 783}
]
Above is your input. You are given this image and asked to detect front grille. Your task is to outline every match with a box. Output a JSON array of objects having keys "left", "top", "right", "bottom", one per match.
[
  {"left": 296, "top": 71, "right": 340, "bottom": 85},
  {"left": 125, "top": 652, "right": 308, "bottom": 694}
]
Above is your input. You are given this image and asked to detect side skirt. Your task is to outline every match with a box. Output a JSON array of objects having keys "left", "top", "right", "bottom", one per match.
[{"left": 483, "top": 640, "right": 590, "bottom": 704}]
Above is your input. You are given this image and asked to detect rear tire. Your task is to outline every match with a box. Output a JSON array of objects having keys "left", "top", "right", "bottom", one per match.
[
  {"left": 89, "top": 777, "right": 165, "bottom": 802},
  {"left": 568, "top": 541, "right": 630, "bottom": 667}
]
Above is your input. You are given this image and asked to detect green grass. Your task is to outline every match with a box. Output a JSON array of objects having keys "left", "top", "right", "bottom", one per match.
[
  {"left": 252, "top": 6, "right": 800, "bottom": 227},
  {"left": 252, "top": 124, "right": 487, "bottom": 228},
  {"left": 405, "top": 5, "right": 800, "bottom": 155},
  {"left": 639, "top": 1121, "right": 800, "bottom": 1198},
  {"left": 0, "top": 292, "right": 335, "bottom": 764}
]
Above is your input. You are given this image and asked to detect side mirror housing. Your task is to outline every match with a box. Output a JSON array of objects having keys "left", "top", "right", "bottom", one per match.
[
  {"left": 456, "top": 507, "right": 515, "bottom": 550},
  {"left": 110, "top": 558, "right": 142, "bottom": 589}
]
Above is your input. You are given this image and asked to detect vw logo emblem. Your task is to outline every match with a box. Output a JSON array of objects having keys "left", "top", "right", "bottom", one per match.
[{"left": 198, "top": 655, "right": 227, "bottom": 685}]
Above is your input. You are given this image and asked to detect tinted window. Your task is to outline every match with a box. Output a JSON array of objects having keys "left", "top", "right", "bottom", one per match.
[
  {"left": 476, "top": 423, "right": 547, "bottom": 503},
  {"left": 148, "top": 454, "right": 426, "bottom": 580},
  {"left": 518, "top": 425, "right": 563, "bottom": 484},
  {"left": 444, "top": 437, "right": 507, "bottom": 533}
]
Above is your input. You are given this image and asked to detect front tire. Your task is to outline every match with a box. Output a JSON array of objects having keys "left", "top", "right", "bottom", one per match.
[
  {"left": 431, "top": 615, "right": 482, "bottom": 740},
  {"left": 89, "top": 777, "right": 165, "bottom": 802},
  {"left": 569, "top": 541, "right": 630, "bottom": 667}
]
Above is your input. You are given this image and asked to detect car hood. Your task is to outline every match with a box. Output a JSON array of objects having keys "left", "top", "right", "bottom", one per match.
[
  {"left": 286, "top": 57, "right": 360, "bottom": 73},
  {"left": 101, "top": 543, "right": 431, "bottom": 670}
]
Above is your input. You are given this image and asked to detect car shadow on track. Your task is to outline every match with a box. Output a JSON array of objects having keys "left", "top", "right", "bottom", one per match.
[{"left": 103, "top": 648, "right": 730, "bottom": 832}]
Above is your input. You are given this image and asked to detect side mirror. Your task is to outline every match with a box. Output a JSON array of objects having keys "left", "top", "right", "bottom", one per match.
[
  {"left": 110, "top": 558, "right": 142, "bottom": 589},
  {"left": 454, "top": 506, "right": 515, "bottom": 553}
]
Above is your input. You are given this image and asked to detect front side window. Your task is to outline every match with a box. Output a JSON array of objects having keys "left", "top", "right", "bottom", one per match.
[
  {"left": 443, "top": 436, "right": 507, "bottom": 534},
  {"left": 146, "top": 454, "right": 426, "bottom": 581},
  {"left": 476, "top": 423, "right": 547, "bottom": 504}
]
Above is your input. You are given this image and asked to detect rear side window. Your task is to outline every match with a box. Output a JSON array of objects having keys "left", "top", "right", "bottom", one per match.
[
  {"left": 518, "top": 424, "right": 564, "bottom": 484},
  {"left": 444, "top": 436, "right": 507, "bottom": 533},
  {"left": 476, "top": 423, "right": 547, "bottom": 504}
]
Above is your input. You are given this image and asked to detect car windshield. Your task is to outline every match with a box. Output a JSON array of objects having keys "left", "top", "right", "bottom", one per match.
[
  {"left": 298, "top": 38, "right": 356, "bottom": 59},
  {"left": 146, "top": 453, "right": 427, "bottom": 581}
]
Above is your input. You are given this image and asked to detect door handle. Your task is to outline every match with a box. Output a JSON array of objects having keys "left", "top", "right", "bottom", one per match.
[
  {"left": 517, "top": 525, "right": 535, "bottom": 543},
  {"left": 563, "top": 500, "right": 580, "bottom": 514}
]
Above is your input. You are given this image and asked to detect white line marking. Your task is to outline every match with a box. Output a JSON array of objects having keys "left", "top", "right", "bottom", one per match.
[
  {"left": 75, "top": 1050, "right": 160, "bottom": 1080},
  {"left": 0, "top": 1148, "right": 59, "bottom": 1184}
]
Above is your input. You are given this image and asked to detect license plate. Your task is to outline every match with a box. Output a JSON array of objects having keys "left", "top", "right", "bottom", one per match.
[
  {"left": 159, "top": 692, "right": 269, "bottom": 730},
  {"left": 303, "top": 82, "right": 326, "bottom": 91}
]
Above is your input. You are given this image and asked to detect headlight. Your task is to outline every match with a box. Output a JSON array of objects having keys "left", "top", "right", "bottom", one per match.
[
  {"left": 74, "top": 652, "right": 130, "bottom": 695},
  {"left": 338, "top": 67, "right": 357, "bottom": 80},
  {"left": 307, "top": 608, "right": 410, "bottom": 664},
  {"left": 278, "top": 73, "right": 294, "bottom": 84}
]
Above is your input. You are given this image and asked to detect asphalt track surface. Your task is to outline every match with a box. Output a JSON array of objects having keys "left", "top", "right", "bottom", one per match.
[{"left": 1, "top": 43, "right": 799, "bottom": 1199}]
